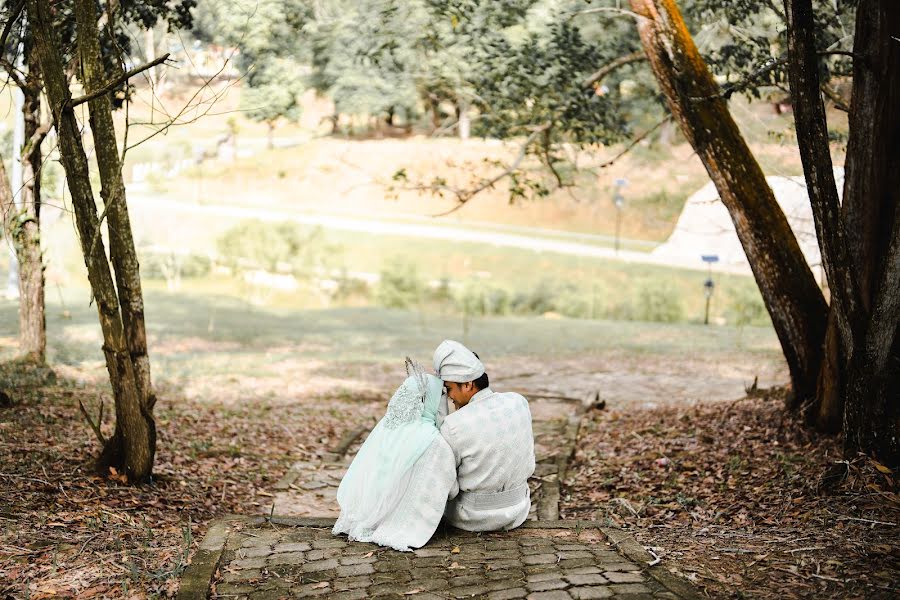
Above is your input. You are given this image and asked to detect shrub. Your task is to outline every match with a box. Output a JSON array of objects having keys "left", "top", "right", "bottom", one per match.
[
  {"left": 728, "top": 285, "right": 768, "bottom": 327},
  {"left": 635, "top": 281, "right": 684, "bottom": 323},
  {"left": 376, "top": 259, "right": 424, "bottom": 309}
]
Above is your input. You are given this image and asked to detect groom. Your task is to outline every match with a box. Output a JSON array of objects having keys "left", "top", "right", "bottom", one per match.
[{"left": 433, "top": 340, "right": 535, "bottom": 531}]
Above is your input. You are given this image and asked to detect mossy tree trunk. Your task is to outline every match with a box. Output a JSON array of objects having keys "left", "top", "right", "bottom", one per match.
[
  {"left": 27, "top": 0, "right": 154, "bottom": 482},
  {"left": 629, "top": 0, "right": 829, "bottom": 406}
]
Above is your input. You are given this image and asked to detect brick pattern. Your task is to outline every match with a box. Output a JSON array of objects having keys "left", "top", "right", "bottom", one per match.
[{"left": 210, "top": 525, "right": 679, "bottom": 599}]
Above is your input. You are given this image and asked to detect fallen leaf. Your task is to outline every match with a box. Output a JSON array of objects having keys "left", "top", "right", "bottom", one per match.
[
  {"left": 451, "top": 545, "right": 460, "bottom": 554},
  {"left": 871, "top": 460, "right": 892, "bottom": 475}
]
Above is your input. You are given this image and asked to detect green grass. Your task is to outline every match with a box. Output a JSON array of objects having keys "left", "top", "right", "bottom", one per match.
[
  {"left": 0, "top": 286, "right": 781, "bottom": 385},
  {"left": 39, "top": 201, "right": 768, "bottom": 327}
]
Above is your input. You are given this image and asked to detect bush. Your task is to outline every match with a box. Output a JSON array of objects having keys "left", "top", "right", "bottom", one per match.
[
  {"left": 555, "top": 288, "right": 591, "bottom": 319},
  {"left": 216, "top": 220, "right": 332, "bottom": 275},
  {"left": 635, "top": 281, "right": 684, "bottom": 323},
  {"left": 728, "top": 285, "right": 768, "bottom": 327},
  {"left": 511, "top": 281, "right": 557, "bottom": 315},
  {"left": 141, "top": 251, "right": 211, "bottom": 280},
  {"left": 376, "top": 259, "right": 424, "bottom": 309}
]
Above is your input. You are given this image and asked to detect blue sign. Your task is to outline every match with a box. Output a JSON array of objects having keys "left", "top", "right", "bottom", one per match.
[{"left": 701, "top": 255, "right": 720, "bottom": 263}]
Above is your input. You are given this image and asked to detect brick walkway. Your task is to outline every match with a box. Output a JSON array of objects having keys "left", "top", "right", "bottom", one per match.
[
  {"left": 179, "top": 394, "right": 700, "bottom": 599},
  {"left": 178, "top": 518, "right": 698, "bottom": 599}
]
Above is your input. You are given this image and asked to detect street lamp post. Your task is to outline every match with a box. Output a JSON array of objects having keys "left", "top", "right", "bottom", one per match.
[
  {"left": 701, "top": 254, "right": 719, "bottom": 325},
  {"left": 613, "top": 178, "right": 627, "bottom": 254}
]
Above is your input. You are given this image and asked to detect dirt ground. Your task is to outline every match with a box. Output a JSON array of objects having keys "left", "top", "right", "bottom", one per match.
[
  {"left": 562, "top": 389, "right": 900, "bottom": 599},
  {"left": 1, "top": 345, "right": 895, "bottom": 599}
]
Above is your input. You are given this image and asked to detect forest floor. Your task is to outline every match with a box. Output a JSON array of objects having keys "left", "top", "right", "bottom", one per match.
[
  {"left": 0, "top": 310, "right": 896, "bottom": 599},
  {"left": 563, "top": 388, "right": 900, "bottom": 599}
]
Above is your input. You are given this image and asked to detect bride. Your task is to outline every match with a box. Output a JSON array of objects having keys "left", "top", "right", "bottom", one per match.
[{"left": 332, "top": 359, "right": 458, "bottom": 551}]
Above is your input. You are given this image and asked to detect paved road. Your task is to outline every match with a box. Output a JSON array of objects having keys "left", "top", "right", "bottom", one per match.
[{"left": 126, "top": 192, "right": 746, "bottom": 275}]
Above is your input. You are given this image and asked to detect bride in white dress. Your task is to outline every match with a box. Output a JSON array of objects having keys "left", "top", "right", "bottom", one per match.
[{"left": 332, "top": 360, "right": 458, "bottom": 551}]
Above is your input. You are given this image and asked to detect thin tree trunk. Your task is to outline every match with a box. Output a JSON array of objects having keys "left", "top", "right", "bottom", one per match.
[
  {"left": 812, "top": 311, "right": 842, "bottom": 432},
  {"left": 28, "top": 0, "right": 154, "bottom": 482},
  {"left": 75, "top": 0, "right": 154, "bottom": 410},
  {"left": 15, "top": 44, "right": 47, "bottom": 364},
  {"left": 629, "top": 0, "right": 829, "bottom": 404},
  {"left": 457, "top": 100, "right": 470, "bottom": 140},
  {"left": 74, "top": 0, "right": 156, "bottom": 475}
]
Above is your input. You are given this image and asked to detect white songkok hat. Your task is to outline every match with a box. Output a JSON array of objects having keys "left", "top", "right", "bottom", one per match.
[{"left": 433, "top": 340, "right": 484, "bottom": 383}]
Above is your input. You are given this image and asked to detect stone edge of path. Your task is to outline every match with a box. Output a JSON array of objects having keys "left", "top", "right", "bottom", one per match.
[{"left": 177, "top": 516, "right": 701, "bottom": 600}]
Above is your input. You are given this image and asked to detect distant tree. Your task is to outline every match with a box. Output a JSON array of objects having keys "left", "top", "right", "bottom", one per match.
[
  {"left": 193, "top": 0, "right": 308, "bottom": 143},
  {"left": 241, "top": 58, "right": 305, "bottom": 149}
]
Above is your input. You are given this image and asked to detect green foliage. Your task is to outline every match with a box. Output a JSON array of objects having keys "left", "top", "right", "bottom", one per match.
[
  {"left": 375, "top": 259, "right": 424, "bottom": 309},
  {"left": 216, "top": 220, "right": 331, "bottom": 274},
  {"left": 141, "top": 252, "right": 211, "bottom": 280},
  {"left": 727, "top": 285, "right": 769, "bottom": 327},
  {"left": 240, "top": 58, "right": 305, "bottom": 125},
  {"left": 193, "top": 0, "right": 310, "bottom": 125},
  {"left": 635, "top": 281, "right": 685, "bottom": 323}
]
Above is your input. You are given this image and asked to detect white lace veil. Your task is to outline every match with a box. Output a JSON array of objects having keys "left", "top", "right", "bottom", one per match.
[{"left": 333, "top": 358, "right": 444, "bottom": 542}]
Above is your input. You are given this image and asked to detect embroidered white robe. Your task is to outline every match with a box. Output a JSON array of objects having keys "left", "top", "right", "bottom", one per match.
[{"left": 439, "top": 387, "right": 535, "bottom": 532}]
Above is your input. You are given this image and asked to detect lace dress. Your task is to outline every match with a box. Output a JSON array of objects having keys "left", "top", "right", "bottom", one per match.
[{"left": 333, "top": 372, "right": 458, "bottom": 551}]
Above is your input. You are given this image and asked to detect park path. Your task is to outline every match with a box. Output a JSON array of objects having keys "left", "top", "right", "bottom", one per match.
[
  {"left": 178, "top": 386, "right": 702, "bottom": 599},
  {"left": 125, "top": 194, "right": 748, "bottom": 275}
]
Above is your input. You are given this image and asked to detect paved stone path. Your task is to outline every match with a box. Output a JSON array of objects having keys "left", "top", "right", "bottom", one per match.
[
  {"left": 269, "top": 396, "right": 584, "bottom": 521},
  {"left": 179, "top": 518, "right": 698, "bottom": 599},
  {"left": 179, "top": 389, "right": 700, "bottom": 599}
]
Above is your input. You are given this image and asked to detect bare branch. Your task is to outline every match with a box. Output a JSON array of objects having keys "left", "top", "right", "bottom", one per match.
[
  {"left": 568, "top": 6, "right": 645, "bottom": 22},
  {"left": 78, "top": 397, "right": 107, "bottom": 445},
  {"left": 690, "top": 50, "right": 856, "bottom": 102},
  {"left": 68, "top": 53, "right": 171, "bottom": 108},
  {"left": 583, "top": 51, "right": 646, "bottom": 88},
  {"left": 428, "top": 123, "right": 551, "bottom": 217},
  {"left": 0, "top": 57, "right": 25, "bottom": 88},
  {"left": 821, "top": 83, "right": 849, "bottom": 112},
  {"left": 0, "top": 0, "right": 25, "bottom": 54},
  {"left": 584, "top": 116, "right": 672, "bottom": 171}
]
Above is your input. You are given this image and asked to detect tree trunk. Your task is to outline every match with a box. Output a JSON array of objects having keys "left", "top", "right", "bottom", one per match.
[
  {"left": 74, "top": 0, "right": 156, "bottom": 477},
  {"left": 629, "top": 0, "right": 829, "bottom": 404},
  {"left": 28, "top": 0, "right": 154, "bottom": 482},
  {"left": 15, "top": 44, "right": 47, "bottom": 364},
  {"left": 457, "top": 100, "right": 471, "bottom": 140},
  {"left": 812, "top": 311, "right": 843, "bottom": 433},
  {"left": 838, "top": 0, "right": 900, "bottom": 465}
]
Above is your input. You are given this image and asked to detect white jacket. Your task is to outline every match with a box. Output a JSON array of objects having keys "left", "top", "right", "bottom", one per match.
[{"left": 439, "top": 387, "right": 535, "bottom": 531}]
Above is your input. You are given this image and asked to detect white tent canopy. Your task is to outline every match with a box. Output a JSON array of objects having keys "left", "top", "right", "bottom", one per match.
[{"left": 652, "top": 169, "right": 843, "bottom": 276}]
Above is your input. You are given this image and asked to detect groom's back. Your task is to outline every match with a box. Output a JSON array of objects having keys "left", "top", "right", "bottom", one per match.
[{"left": 440, "top": 388, "right": 535, "bottom": 531}]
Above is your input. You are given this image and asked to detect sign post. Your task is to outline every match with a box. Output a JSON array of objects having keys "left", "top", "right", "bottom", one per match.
[{"left": 701, "top": 255, "right": 719, "bottom": 325}]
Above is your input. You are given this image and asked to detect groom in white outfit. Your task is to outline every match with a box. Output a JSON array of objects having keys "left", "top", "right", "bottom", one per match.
[{"left": 433, "top": 340, "right": 535, "bottom": 532}]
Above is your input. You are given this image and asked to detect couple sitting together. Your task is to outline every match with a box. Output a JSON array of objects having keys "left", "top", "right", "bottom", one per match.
[{"left": 332, "top": 340, "right": 536, "bottom": 551}]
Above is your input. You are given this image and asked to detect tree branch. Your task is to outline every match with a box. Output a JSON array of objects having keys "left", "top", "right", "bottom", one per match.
[
  {"left": 584, "top": 115, "right": 672, "bottom": 171},
  {"left": 583, "top": 51, "right": 647, "bottom": 88},
  {"left": 820, "top": 82, "right": 850, "bottom": 111},
  {"left": 0, "top": 0, "right": 25, "bottom": 55},
  {"left": 78, "top": 396, "right": 107, "bottom": 445},
  {"left": 397, "top": 123, "right": 552, "bottom": 217},
  {"left": 568, "top": 6, "right": 645, "bottom": 22},
  {"left": 0, "top": 57, "right": 25, "bottom": 88},
  {"left": 67, "top": 53, "right": 170, "bottom": 108}
]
